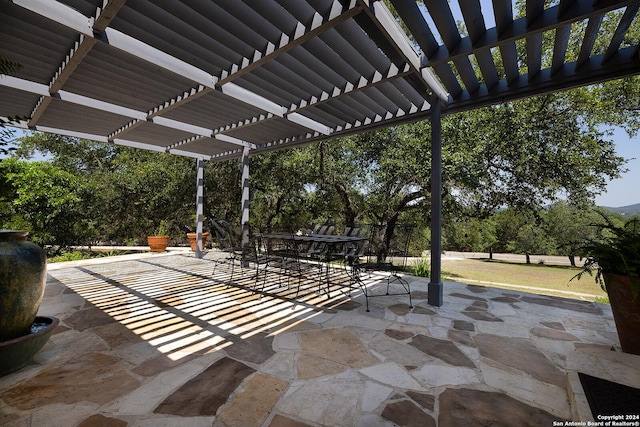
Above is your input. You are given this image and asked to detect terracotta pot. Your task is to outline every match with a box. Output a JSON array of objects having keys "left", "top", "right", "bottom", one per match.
[
  {"left": 603, "top": 272, "right": 640, "bottom": 355},
  {"left": 147, "top": 235, "right": 170, "bottom": 253},
  {"left": 187, "top": 232, "right": 209, "bottom": 251},
  {"left": 0, "top": 230, "right": 47, "bottom": 342}
]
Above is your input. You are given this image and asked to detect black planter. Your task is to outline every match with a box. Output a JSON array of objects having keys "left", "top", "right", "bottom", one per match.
[
  {"left": 0, "top": 230, "right": 47, "bottom": 342},
  {"left": 0, "top": 316, "right": 59, "bottom": 376}
]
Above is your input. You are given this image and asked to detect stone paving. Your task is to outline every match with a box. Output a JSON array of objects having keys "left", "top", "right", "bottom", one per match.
[{"left": 1, "top": 252, "right": 639, "bottom": 426}]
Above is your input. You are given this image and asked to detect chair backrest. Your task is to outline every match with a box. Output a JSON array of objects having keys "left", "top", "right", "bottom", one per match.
[
  {"left": 364, "top": 223, "right": 415, "bottom": 267},
  {"left": 343, "top": 226, "right": 370, "bottom": 264},
  {"left": 389, "top": 224, "right": 415, "bottom": 269},
  {"left": 211, "top": 219, "right": 239, "bottom": 250}
]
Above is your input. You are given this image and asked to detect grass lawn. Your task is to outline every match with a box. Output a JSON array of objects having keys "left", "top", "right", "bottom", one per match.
[{"left": 437, "top": 258, "right": 608, "bottom": 302}]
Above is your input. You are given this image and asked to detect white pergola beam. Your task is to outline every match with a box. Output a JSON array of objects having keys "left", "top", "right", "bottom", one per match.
[
  {"left": 218, "top": 0, "right": 363, "bottom": 85},
  {"left": 215, "top": 134, "right": 256, "bottom": 149},
  {"left": 421, "top": 0, "right": 638, "bottom": 69},
  {"left": 286, "top": 112, "right": 331, "bottom": 135},
  {"left": 112, "top": 138, "right": 168, "bottom": 152},
  {"left": 13, "top": 0, "right": 93, "bottom": 36},
  {"left": 98, "top": 27, "right": 217, "bottom": 89},
  {"left": 14, "top": 0, "right": 332, "bottom": 137},
  {"left": 1, "top": 75, "right": 255, "bottom": 148},
  {"left": 54, "top": 90, "right": 147, "bottom": 120},
  {"left": 9, "top": 120, "right": 109, "bottom": 142},
  {"left": 218, "top": 82, "right": 284, "bottom": 117},
  {"left": 170, "top": 149, "right": 211, "bottom": 160},
  {"left": 360, "top": 0, "right": 449, "bottom": 103}
]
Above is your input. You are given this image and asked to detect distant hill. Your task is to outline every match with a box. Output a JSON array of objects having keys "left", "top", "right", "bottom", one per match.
[{"left": 602, "top": 203, "right": 640, "bottom": 216}]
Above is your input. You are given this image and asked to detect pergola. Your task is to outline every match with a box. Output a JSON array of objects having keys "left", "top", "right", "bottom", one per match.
[{"left": 1, "top": 0, "right": 639, "bottom": 305}]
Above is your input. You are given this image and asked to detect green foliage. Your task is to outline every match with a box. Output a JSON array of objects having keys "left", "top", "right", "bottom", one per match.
[
  {"left": 575, "top": 213, "right": 640, "bottom": 292},
  {"left": 0, "top": 56, "right": 22, "bottom": 75},
  {"left": 594, "top": 296, "right": 610, "bottom": 305},
  {"left": 0, "top": 158, "right": 83, "bottom": 248},
  {"left": 1, "top": 118, "right": 20, "bottom": 156},
  {"left": 444, "top": 95, "right": 626, "bottom": 213},
  {"left": 412, "top": 258, "right": 430, "bottom": 278},
  {"left": 12, "top": 133, "right": 198, "bottom": 243},
  {"left": 507, "top": 222, "right": 555, "bottom": 263},
  {"left": 444, "top": 217, "right": 496, "bottom": 252},
  {"left": 249, "top": 149, "right": 317, "bottom": 229},
  {"left": 153, "top": 220, "right": 170, "bottom": 236},
  {"left": 545, "top": 202, "right": 602, "bottom": 265},
  {"left": 48, "top": 251, "right": 95, "bottom": 263}
]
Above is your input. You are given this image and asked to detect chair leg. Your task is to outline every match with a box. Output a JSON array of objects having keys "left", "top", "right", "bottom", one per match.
[
  {"left": 252, "top": 261, "right": 263, "bottom": 295},
  {"left": 352, "top": 267, "right": 370, "bottom": 312},
  {"left": 386, "top": 274, "right": 413, "bottom": 308}
]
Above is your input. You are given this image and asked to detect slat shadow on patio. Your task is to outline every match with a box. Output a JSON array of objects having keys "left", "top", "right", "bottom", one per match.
[{"left": 1, "top": 252, "right": 637, "bottom": 426}]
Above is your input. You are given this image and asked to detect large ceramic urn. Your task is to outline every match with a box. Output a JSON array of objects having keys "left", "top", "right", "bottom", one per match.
[{"left": 0, "top": 230, "right": 47, "bottom": 342}]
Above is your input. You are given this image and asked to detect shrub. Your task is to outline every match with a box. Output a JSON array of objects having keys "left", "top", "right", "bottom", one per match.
[
  {"left": 413, "top": 258, "right": 430, "bottom": 277},
  {"left": 48, "top": 250, "right": 95, "bottom": 263}
]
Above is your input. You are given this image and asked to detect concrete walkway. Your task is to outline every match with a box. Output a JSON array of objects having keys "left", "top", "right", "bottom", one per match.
[{"left": 1, "top": 252, "right": 638, "bottom": 426}]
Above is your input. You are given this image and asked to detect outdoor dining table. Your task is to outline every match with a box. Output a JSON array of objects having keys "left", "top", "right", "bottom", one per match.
[{"left": 253, "top": 232, "right": 368, "bottom": 294}]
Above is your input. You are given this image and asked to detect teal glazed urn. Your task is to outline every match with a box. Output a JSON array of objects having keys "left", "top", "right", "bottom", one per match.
[{"left": 0, "top": 230, "right": 46, "bottom": 342}]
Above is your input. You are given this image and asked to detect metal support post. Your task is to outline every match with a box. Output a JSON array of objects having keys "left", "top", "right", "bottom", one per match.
[
  {"left": 428, "top": 96, "right": 444, "bottom": 306},
  {"left": 195, "top": 158, "right": 204, "bottom": 259},
  {"left": 241, "top": 146, "right": 250, "bottom": 267}
]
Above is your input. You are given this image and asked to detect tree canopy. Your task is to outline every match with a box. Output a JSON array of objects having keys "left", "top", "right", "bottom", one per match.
[{"left": 2, "top": 0, "right": 638, "bottom": 256}]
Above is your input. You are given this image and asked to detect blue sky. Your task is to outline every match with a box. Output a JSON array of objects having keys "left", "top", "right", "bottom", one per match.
[{"left": 594, "top": 127, "right": 639, "bottom": 208}]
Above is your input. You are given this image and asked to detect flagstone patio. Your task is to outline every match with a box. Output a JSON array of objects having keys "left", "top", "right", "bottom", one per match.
[{"left": 1, "top": 252, "right": 639, "bottom": 426}]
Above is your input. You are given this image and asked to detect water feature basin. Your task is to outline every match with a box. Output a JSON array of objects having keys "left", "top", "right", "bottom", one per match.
[{"left": 0, "top": 316, "right": 59, "bottom": 376}]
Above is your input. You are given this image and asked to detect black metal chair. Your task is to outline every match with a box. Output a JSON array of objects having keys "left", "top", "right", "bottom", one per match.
[
  {"left": 210, "top": 219, "right": 244, "bottom": 283},
  {"left": 251, "top": 228, "right": 298, "bottom": 294},
  {"left": 351, "top": 223, "right": 415, "bottom": 311},
  {"left": 300, "top": 223, "right": 334, "bottom": 261}
]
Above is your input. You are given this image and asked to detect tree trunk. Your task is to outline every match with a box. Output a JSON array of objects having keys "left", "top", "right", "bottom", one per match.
[
  {"left": 377, "top": 217, "right": 402, "bottom": 264},
  {"left": 489, "top": 247, "right": 493, "bottom": 260},
  {"left": 333, "top": 182, "right": 357, "bottom": 226},
  {"left": 568, "top": 254, "right": 576, "bottom": 267},
  {"left": 375, "top": 222, "right": 388, "bottom": 263},
  {"left": 525, "top": 253, "right": 531, "bottom": 264}
]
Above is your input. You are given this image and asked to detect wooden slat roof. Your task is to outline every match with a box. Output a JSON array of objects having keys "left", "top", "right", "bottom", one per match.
[{"left": 1, "top": 0, "right": 638, "bottom": 160}]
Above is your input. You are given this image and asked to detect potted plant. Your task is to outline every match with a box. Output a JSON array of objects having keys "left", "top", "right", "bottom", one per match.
[
  {"left": 186, "top": 230, "right": 209, "bottom": 251},
  {"left": 184, "top": 216, "right": 209, "bottom": 251},
  {"left": 574, "top": 213, "right": 640, "bottom": 355},
  {"left": 147, "top": 220, "right": 171, "bottom": 253}
]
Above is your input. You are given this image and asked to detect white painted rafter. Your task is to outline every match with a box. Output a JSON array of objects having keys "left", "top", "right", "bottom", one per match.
[
  {"left": 209, "top": 63, "right": 412, "bottom": 137},
  {"left": 0, "top": 75, "right": 256, "bottom": 149},
  {"left": 13, "top": 0, "right": 336, "bottom": 140},
  {"left": 217, "top": 0, "right": 363, "bottom": 85},
  {"left": 358, "top": 0, "right": 449, "bottom": 103},
  {"left": 420, "top": 0, "right": 638, "bottom": 69},
  {"left": 24, "top": 0, "right": 125, "bottom": 126},
  {"left": 8, "top": 119, "right": 109, "bottom": 142}
]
